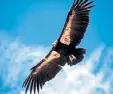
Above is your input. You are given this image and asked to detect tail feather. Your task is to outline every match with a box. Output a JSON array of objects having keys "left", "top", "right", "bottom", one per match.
[{"left": 68, "top": 48, "right": 86, "bottom": 66}]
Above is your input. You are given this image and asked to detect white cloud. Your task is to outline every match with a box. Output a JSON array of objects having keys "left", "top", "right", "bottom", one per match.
[
  {"left": 0, "top": 39, "right": 113, "bottom": 94},
  {"left": 0, "top": 39, "right": 50, "bottom": 93}
]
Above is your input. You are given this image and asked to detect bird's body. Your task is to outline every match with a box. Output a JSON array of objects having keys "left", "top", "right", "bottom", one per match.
[{"left": 22, "top": 0, "right": 94, "bottom": 94}]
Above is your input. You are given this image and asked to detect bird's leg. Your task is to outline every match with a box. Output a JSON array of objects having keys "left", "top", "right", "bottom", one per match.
[
  {"left": 68, "top": 54, "right": 76, "bottom": 66},
  {"left": 52, "top": 40, "right": 58, "bottom": 47}
]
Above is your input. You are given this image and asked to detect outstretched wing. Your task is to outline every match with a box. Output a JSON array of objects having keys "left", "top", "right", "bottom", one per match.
[
  {"left": 59, "top": 0, "right": 94, "bottom": 46},
  {"left": 22, "top": 50, "right": 63, "bottom": 94}
]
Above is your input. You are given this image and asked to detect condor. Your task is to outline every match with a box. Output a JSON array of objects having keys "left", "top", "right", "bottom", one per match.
[{"left": 22, "top": 0, "right": 94, "bottom": 94}]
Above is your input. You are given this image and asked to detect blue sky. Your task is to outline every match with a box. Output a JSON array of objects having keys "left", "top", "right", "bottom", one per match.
[{"left": 0, "top": 0, "right": 113, "bottom": 94}]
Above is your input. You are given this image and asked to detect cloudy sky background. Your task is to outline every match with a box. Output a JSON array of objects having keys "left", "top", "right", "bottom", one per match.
[{"left": 0, "top": 0, "right": 113, "bottom": 94}]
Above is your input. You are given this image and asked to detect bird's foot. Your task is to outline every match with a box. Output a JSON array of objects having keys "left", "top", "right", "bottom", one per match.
[{"left": 68, "top": 54, "right": 76, "bottom": 66}]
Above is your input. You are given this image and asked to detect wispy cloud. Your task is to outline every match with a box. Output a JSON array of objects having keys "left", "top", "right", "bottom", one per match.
[
  {"left": 0, "top": 38, "right": 113, "bottom": 94},
  {"left": 0, "top": 39, "right": 50, "bottom": 94}
]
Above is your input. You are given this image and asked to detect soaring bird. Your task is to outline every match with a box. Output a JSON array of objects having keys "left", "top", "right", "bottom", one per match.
[{"left": 22, "top": 0, "right": 94, "bottom": 94}]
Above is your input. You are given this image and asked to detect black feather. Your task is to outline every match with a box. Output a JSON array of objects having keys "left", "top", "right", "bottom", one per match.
[
  {"left": 78, "top": 0, "right": 84, "bottom": 6},
  {"left": 30, "top": 78, "right": 34, "bottom": 94},
  {"left": 33, "top": 76, "right": 37, "bottom": 94},
  {"left": 81, "top": 1, "right": 94, "bottom": 8},
  {"left": 36, "top": 75, "right": 40, "bottom": 93},
  {"left": 25, "top": 76, "right": 32, "bottom": 94},
  {"left": 79, "top": 0, "right": 88, "bottom": 6}
]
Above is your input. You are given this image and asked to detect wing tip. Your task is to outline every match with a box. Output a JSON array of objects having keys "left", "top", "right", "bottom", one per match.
[
  {"left": 22, "top": 72, "right": 45, "bottom": 94},
  {"left": 72, "top": 0, "right": 95, "bottom": 8}
]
